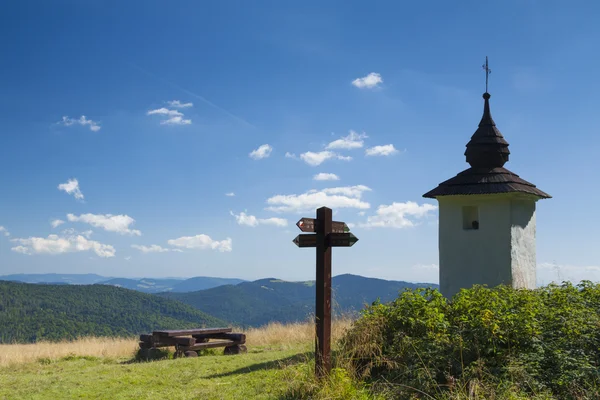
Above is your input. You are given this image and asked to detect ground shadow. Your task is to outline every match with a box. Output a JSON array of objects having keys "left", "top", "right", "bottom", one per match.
[
  {"left": 121, "top": 348, "right": 172, "bottom": 364},
  {"left": 204, "top": 351, "right": 313, "bottom": 379}
]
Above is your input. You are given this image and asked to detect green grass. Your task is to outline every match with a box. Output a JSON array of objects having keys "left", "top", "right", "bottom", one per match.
[
  {"left": 0, "top": 343, "right": 377, "bottom": 400},
  {"left": 0, "top": 346, "right": 300, "bottom": 399}
]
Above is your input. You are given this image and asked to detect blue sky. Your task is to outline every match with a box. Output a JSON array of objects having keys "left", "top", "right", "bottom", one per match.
[{"left": 1, "top": 0, "right": 599, "bottom": 284}]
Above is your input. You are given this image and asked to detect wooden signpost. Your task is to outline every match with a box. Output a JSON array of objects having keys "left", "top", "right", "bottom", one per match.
[{"left": 292, "top": 206, "right": 359, "bottom": 378}]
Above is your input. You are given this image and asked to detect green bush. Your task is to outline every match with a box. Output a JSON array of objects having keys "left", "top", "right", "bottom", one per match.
[{"left": 340, "top": 282, "right": 600, "bottom": 399}]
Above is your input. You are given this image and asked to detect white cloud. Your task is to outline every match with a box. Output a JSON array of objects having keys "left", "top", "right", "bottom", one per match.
[
  {"left": 225, "top": 192, "right": 235, "bottom": 197},
  {"left": 67, "top": 213, "right": 141, "bottom": 236},
  {"left": 125, "top": 256, "right": 132, "bottom": 261},
  {"left": 161, "top": 116, "right": 192, "bottom": 125},
  {"left": 58, "top": 179, "right": 84, "bottom": 201},
  {"left": 167, "top": 100, "right": 193, "bottom": 108},
  {"left": 167, "top": 234, "right": 232, "bottom": 252},
  {"left": 230, "top": 211, "right": 288, "bottom": 227},
  {"left": 147, "top": 106, "right": 192, "bottom": 125},
  {"left": 59, "top": 116, "right": 101, "bottom": 132},
  {"left": 0, "top": 226, "right": 10, "bottom": 237},
  {"left": 61, "top": 228, "right": 93, "bottom": 239},
  {"left": 285, "top": 152, "right": 297, "bottom": 159},
  {"left": 359, "top": 201, "right": 438, "bottom": 228},
  {"left": 365, "top": 144, "right": 399, "bottom": 157},
  {"left": 321, "top": 185, "right": 371, "bottom": 198},
  {"left": 326, "top": 131, "right": 368, "bottom": 150},
  {"left": 131, "top": 244, "right": 182, "bottom": 253},
  {"left": 266, "top": 185, "right": 371, "bottom": 213},
  {"left": 51, "top": 219, "right": 65, "bottom": 228},
  {"left": 351, "top": 72, "right": 383, "bottom": 89},
  {"left": 11, "top": 234, "right": 115, "bottom": 258},
  {"left": 313, "top": 173, "right": 340, "bottom": 181},
  {"left": 147, "top": 108, "right": 183, "bottom": 117},
  {"left": 249, "top": 144, "right": 273, "bottom": 160},
  {"left": 299, "top": 151, "right": 352, "bottom": 166}
]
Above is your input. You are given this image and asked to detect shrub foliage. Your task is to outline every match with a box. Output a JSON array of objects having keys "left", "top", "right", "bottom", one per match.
[{"left": 340, "top": 282, "right": 600, "bottom": 399}]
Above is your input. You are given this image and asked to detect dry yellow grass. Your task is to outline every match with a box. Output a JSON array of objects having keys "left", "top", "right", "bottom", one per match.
[
  {"left": 244, "top": 317, "right": 353, "bottom": 347},
  {"left": 0, "top": 318, "right": 354, "bottom": 367},
  {"left": 0, "top": 336, "right": 138, "bottom": 367}
]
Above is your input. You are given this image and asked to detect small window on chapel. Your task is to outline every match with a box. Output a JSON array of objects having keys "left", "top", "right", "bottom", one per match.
[{"left": 462, "top": 206, "right": 479, "bottom": 230}]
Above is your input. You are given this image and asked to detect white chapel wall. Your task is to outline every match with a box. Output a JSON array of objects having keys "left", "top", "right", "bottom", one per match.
[
  {"left": 510, "top": 199, "right": 537, "bottom": 289},
  {"left": 438, "top": 194, "right": 515, "bottom": 297}
]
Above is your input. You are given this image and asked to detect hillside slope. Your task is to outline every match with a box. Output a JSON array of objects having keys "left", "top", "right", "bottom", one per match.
[
  {"left": 160, "top": 274, "right": 437, "bottom": 327},
  {"left": 0, "top": 281, "right": 225, "bottom": 343},
  {"left": 99, "top": 277, "right": 184, "bottom": 293},
  {"left": 171, "top": 276, "right": 246, "bottom": 292}
]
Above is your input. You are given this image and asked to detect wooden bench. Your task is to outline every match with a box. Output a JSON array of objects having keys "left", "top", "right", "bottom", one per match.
[{"left": 139, "top": 327, "right": 247, "bottom": 358}]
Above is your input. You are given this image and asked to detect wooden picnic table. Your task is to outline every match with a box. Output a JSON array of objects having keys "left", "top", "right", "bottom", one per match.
[{"left": 139, "top": 327, "right": 246, "bottom": 358}]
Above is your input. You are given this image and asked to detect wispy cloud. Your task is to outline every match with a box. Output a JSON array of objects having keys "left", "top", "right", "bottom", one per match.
[
  {"left": 58, "top": 179, "right": 84, "bottom": 201},
  {"left": 131, "top": 244, "right": 182, "bottom": 253},
  {"left": 61, "top": 228, "right": 93, "bottom": 238},
  {"left": 11, "top": 234, "right": 115, "bottom": 258},
  {"left": 365, "top": 144, "right": 399, "bottom": 157},
  {"left": 230, "top": 211, "right": 287, "bottom": 227},
  {"left": 266, "top": 185, "right": 371, "bottom": 213},
  {"left": 0, "top": 226, "right": 10, "bottom": 237},
  {"left": 51, "top": 219, "right": 65, "bottom": 228},
  {"left": 358, "top": 201, "right": 437, "bottom": 228},
  {"left": 161, "top": 116, "right": 192, "bottom": 125},
  {"left": 249, "top": 144, "right": 273, "bottom": 160},
  {"left": 147, "top": 105, "right": 191, "bottom": 125},
  {"left": 59, "top": 116, "right": 101, "bottom": 132},
  {"left": 167, "top": 100, "right": 193, "bottom": 108},
  {"left": 129, "top": 63, "right": 257, "bottom": 129},
  {"left": 351, "top": 72, "right": 383, "bottom": 89},
  {"left": 167, "top": 234, "right": 232, "bottom": 252},
  {"left": 326, "top": 131, "right": 368, "bottom": 150},
  {"left": 225, "top": 192, "right": 236, "bottom": 197},
  {"left": 147, "top": 108, "right": 183, "bottom": 117},
  {"left": 313, "top": 173, "right": 340, "bottom": 181},
  {"left": 299, "top": 151, "right": 351, "bottom": 166},
  {"left": 67, "top": 213, "right": 141, "bottom": 236}
]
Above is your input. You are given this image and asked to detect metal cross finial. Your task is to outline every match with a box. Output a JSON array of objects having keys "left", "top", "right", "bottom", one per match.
[{"left": 482, "top": 56, "right": 492, "bottom": 93}]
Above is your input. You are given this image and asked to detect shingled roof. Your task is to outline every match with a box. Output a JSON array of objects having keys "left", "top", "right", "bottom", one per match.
[{"left": 423, "top": 92, "right": 551, "bottom": 199}]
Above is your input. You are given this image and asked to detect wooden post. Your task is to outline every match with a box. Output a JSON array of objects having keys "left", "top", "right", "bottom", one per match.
[
  {"left": 293, "top": 208, "right": 358, "bottom": 379},
  {"left": 315, "top": 206, "right": 332, "bottom": 378}
]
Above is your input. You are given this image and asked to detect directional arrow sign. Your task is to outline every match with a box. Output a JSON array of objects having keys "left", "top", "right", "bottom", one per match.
[
  {"left": 296, "top": 218, "right": 350, "bottom": 233},
  {"left": 296, "top": 218, "right": 316, "bottom": 232},
  {"left": 293, "top": 234, "right": 318, "bottom": 248},
  {"left": 327, "top": 232, "right": 359, "bottom": 247}
]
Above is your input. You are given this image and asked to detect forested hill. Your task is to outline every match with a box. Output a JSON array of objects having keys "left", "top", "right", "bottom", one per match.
[
  {"left": 160, "top": 274, "right": 438, "bottom": 327},
  {"left": 0, "top": 281, "right": 225, "bottom": 344}
]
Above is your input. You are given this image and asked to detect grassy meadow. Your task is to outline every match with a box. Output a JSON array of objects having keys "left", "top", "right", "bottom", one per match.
[
  {"left": 0, "top": 319, "right": 373, "bottom": 400},
  {"left": 3, "top": 283, "right": 600, "bottom": 399}
]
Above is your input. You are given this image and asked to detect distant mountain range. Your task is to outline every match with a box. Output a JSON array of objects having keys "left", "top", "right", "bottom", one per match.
[
  {"left": 160, "top": 274, "right": 438, "bottom": 327},
  {"left": 0, "top": 273, "right": 438, "bottom": 333},
  {"left": 0, "top": 273, "right": 109, "bottom": 285},
  {"left": 0, "top": 274, "right": 245, "bottom": 294},
  {"left": 0, "top": 281, "right": 225, "bottom": 344}
]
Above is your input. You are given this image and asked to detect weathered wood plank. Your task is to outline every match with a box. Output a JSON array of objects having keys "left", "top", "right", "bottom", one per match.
[
  {"left": 149, "top": 336, "right": 196, "bottom": 346},
  {"left": 193, "top": 333, "right": 246, "bottom": 344},
  {"left": 180, "top": 340, "right": 241, "bottom": 351},
  {"left": 139, "top": 334, "right": 154, "bottom": 343},
  {"left": 152, "top": 327, "right": 232, "bottom": 337}
]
